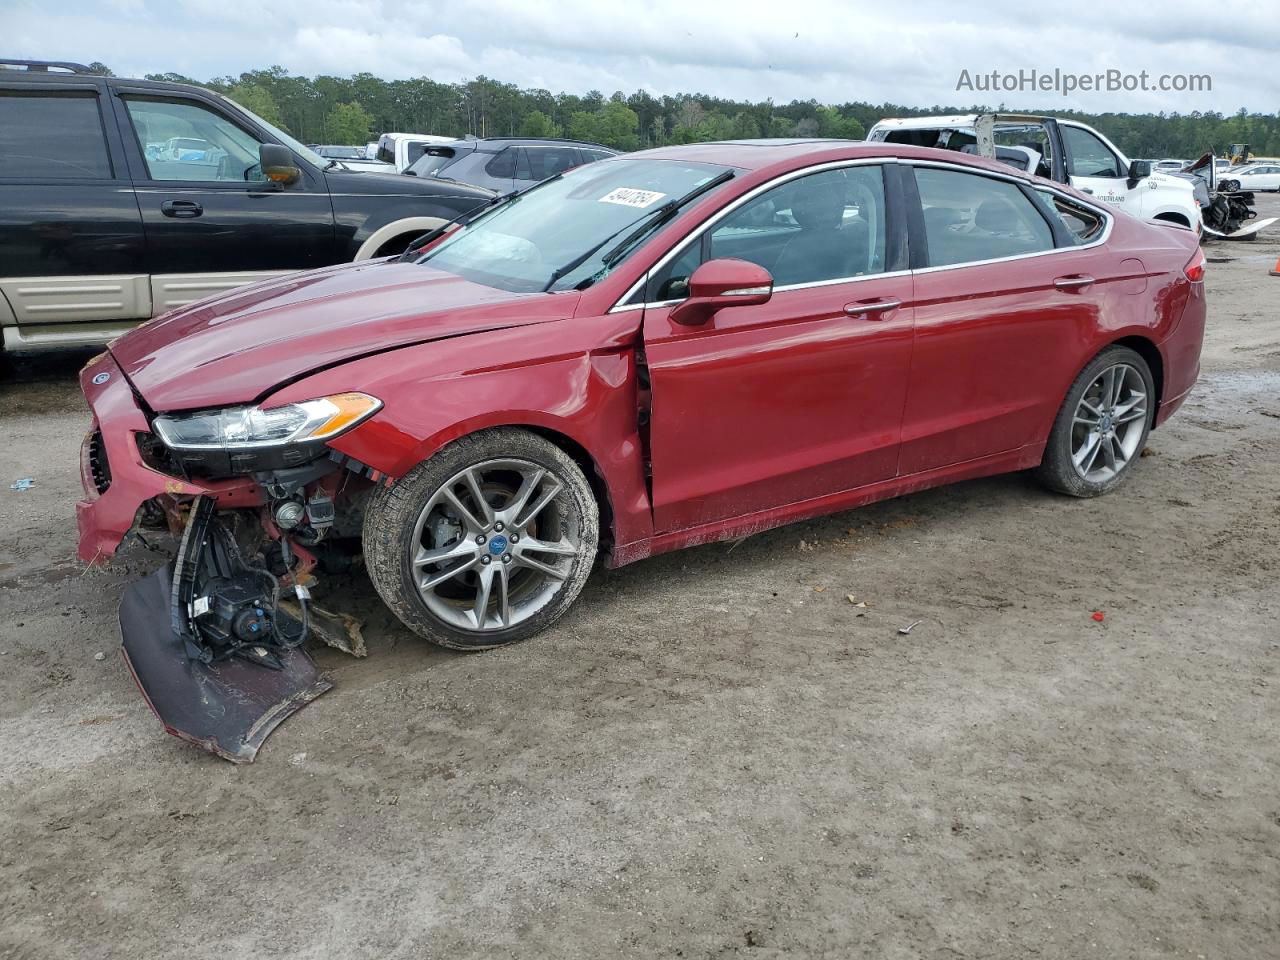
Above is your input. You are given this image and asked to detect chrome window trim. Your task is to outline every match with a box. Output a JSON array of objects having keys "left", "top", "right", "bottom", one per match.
[
  {"left": 905, "top": 159, "right": 1114, "bottom": 275},
  {"left": 609, "top": 157, "right": 895, "bottom": 313},
  {"left": 609, "top": 155, "right": 1115, "bottom": 312}
]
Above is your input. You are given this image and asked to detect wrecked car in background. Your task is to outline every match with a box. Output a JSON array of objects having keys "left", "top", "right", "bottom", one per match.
[
  {"left": 867, "top": 113, "right": 1274, "bottom": 240},
  {"left": 78, "top": 140, "right": 1206, "bottom": 762}
]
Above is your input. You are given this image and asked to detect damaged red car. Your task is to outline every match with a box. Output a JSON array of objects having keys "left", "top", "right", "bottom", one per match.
[{"left": 77, "top": 139, "right": 1206, "bottom": 760}]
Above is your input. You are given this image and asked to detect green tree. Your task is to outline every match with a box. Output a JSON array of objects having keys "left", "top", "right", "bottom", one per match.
[
  {"left": 816, "top": 106, "right": 865, "bottom": 140},
  {"left": 520, "top": 110, "right": 562, "bottom": 138},
  {"left": 592, "top": 100, "right": 641, "bottom": 150},
  {"left": 565, "top": 111, "right": 601, "bottom": 143},
  {"left": 325, "top": 101, "right": 373, "bottom": 145},
  {"left": 228, "top": 83, "right": 286, "bottom": 129}
]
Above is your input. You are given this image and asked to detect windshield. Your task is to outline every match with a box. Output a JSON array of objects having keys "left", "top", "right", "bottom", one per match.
[
  {"left": 222, "top": 96, "right": 326, "bottom": 169},
  {"left": 418, "top": 158, "right": 734, "bottom": 293},
  {"left": 319, "top": 146, "right": 364, "bottom": 159}
]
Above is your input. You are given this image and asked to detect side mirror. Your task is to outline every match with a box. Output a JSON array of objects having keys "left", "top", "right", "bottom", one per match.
[
  {"left": 1127, "top": 159, "right": 1152, "bottom": 182},
  {"left": 259, "top": 143, "right": 300, "bottom": 187},
  {"left": 669, "top": 258, "right": 773, "bottom": 327}
]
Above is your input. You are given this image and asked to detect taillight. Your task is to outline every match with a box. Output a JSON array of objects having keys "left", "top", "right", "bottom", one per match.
[{"left": 1184, "top": 247, "right": 1205, "bottom": 282}]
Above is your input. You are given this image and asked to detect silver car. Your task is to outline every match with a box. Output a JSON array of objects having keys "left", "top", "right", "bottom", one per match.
[{"left": 405, "top": 137, "right": 617, "bottom": 193}]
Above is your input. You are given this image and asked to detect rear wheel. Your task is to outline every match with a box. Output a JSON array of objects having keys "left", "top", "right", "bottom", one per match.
[
  {"left": 1036, "top": 346, "right": 1154, "bottom": 497},
  {"left": 363, "top": 428, "right": 598, "bottom": 649}
]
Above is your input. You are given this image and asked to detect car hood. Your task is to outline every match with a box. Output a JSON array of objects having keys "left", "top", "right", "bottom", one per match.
[{"left": 110, "top": 260, "right": 573, "bottom": 411}]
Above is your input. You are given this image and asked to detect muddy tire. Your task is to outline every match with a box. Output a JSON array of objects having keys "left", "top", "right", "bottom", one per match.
[
  {"left": 363, "top": 428, "right": 598, "bottom": 649},
  {"left": 1036, "top": 345, "right": 1155, "bottom": 498}
]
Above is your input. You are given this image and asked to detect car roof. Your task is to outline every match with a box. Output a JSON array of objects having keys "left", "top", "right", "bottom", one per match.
[
  {"left": 624, "top": 138, "right": 1051, "bottom": 175},
  {"left": 464, "top": 137, "right": 616, "bottom": 150}
]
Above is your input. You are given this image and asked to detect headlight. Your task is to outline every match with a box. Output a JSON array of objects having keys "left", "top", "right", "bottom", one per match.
[{"left": 153, "top": 392, "right": 382, "bottom": 451}]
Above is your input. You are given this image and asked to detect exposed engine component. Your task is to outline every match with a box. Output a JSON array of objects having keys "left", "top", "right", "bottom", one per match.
[
  {"left": 120, "top": 495, "right": 332, "bottom": 763},
  {"left": 172, "top": 496, "right": 308, "bottom": 667}
]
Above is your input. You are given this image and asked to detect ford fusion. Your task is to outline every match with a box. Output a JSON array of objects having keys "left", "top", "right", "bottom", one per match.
[{"left": 76, "top": 140, "right": 1207, "bottom": 760}]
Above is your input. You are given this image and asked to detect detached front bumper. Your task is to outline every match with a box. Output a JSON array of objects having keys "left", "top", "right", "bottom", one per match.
[{"left": 75, "top": 353, "right": 263, "bottom": 564}]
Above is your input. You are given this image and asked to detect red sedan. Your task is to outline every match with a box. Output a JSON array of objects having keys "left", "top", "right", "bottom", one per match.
[{"left": 77, "top": 140, "right": 1204, "bottom": 757}]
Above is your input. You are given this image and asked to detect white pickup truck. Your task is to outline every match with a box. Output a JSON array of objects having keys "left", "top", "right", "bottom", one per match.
[{"left": 867, "top": 113, "right": 1274, "bottom": 240}]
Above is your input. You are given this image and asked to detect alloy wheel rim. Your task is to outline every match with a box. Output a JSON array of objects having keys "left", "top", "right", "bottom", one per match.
[
  {"left": 1071, "top": 363, "right": 1148, "bottom": 483},
  {"left": 410, "top": 458, "right": 580, "bottom": 632}
]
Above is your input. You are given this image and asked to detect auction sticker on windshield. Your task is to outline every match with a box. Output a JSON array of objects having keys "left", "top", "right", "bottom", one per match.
[{"left": 599, "top": 187, "right": 667, "bottom": 208}]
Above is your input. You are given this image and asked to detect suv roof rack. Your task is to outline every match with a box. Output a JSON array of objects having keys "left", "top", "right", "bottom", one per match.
[{"left": 0, "top": 59, "right": 94, "bottom": 74}]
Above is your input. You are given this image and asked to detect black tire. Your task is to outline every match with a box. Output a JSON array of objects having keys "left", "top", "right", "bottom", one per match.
[
  {"left": 363, "top": 427, "right": 598, "bottom": 650},
  {"left": 1035, "top": 345, "right": 1155, "bottom": 498}
]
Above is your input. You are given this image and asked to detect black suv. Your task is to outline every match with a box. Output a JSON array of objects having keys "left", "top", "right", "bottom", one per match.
[
  {"left": 406, "top": 137, "right": 618, "bottom": 193},
  {"left": 0, "top": 60, "right": 495, "bottom": 353}
]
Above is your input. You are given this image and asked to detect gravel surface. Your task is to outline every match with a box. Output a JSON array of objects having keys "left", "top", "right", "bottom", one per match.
[{"left": 1, "top": 197, "right": 1278, "bottom": 959}]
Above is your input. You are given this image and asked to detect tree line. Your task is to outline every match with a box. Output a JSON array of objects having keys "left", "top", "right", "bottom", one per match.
[{"left": 84, "top": 63, "right": 1280, "bottom": 159}]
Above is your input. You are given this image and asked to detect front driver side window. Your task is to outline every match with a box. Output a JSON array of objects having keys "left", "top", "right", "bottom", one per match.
[
  {"left": 125, "top": 99, "right": 264, "bottom": 182},
  {"left": 642, "top": 165, "right": 887, "bottom": 302},
  {"left": 1063, "top": 126, "right": 1123, "bottom": 178}
]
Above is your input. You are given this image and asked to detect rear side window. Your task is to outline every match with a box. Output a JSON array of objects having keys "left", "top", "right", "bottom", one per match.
[
  {"left": 914, "top": 167, "right": 1054, "bottom": 267},
  {"left": 485, "top": 148, "right": 517, "bottom": 179},
  {"left": 580, "top": 149, "right": 614, "bottom": 163},
  {"left": 0, "top": 93, "right": 113, "bottom": 179}
]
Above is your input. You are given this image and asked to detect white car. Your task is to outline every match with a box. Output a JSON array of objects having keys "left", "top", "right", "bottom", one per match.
[
  {"left": 313, "top": 144, "right": 395, "bottom": 173},
  {"left": 375, "top": 132, "right": 456, "bottom": 173},
  {"left": 1221, "top": 163, "right": 1280, "bottom": 192}
]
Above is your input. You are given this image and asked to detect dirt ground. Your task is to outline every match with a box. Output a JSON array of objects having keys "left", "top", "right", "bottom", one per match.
[{"left": 2, "top": 197, "right": 1278, "bottom": 960}]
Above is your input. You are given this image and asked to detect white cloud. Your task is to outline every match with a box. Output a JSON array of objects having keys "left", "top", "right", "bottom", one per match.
[{"left": 3, "top": 0, "right": 1277, "bottom": 113}]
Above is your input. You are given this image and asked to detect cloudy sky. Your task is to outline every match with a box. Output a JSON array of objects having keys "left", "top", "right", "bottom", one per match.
[{"left": 5, "top": 0, "right": 1277, "bottom": 114}]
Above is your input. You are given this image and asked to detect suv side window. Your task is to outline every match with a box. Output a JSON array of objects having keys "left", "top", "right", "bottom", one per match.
[
  {"left": 1062, "top": 125, "right": 1123, "bottom": 178},
  {"left": 124, "top": 99, "right": 264, "bottom": 182},
  {"left": 915, "top": 167, "right": 1054, "bottom": 267},
  {"left": 485, "top": 147, "right": 517, "bottom": 180},
  {"left": 520, "top": 146, "right": 581, "bottom": 181},
  {"left": 640, "top": 165, "right": 887, "bottom": 302},
  {"left": 0, "top": 93, "right": 113, "bottom": 179}
]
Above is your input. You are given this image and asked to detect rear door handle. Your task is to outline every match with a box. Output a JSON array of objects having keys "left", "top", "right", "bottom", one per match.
[
  {"left": 1054, "top": 275, "right": 1095, "bottom": 291},
  {"left": 844, "top": 297, "right": 902, "bottom": 319},
  {"left": 160, "top": 199, "right": 203, "bottom": 219}
]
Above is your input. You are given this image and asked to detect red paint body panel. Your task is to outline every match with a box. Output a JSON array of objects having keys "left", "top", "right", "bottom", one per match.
[
  {"left": 77, "top": 141, "right": 1207, "bottom": 570},
  {"left": 110, "top": 259, "right": 575, "bottom": 411},
  {"left": 643, "top": 274, "right": 914, "bottom": 531}
]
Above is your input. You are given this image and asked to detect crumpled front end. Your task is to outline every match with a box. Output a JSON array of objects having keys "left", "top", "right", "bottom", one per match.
[
  {"left": 76, "top": 353, "right": 360, "bottom": 762},
  {"left": 76, "top": 352, "right": 262, "bottom": 564}
]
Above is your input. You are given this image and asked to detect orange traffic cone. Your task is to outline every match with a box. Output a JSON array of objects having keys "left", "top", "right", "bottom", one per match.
[{"left": 1272, "top": 256, "right": 1280, "bottom": 277}]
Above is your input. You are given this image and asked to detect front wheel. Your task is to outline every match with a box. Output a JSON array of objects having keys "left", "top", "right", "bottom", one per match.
[
  {"left": 363, "top": 428, "right": 599, "bottom": 649},
  {"left": 1036, "top": 346, "right": 1155, "bottom": 497}
]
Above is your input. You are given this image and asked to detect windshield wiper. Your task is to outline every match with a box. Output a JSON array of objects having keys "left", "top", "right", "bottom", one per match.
[
  {"left": 398, "top": 182, "right": 543, "bottom": 263},
  {"left": 541, "top": 170, "right": 735, "bottom": 292}
]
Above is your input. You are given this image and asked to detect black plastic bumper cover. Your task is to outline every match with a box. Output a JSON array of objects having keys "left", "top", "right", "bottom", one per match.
[{"left": 119, "top": 563, "right": 332, "bottom": 763}]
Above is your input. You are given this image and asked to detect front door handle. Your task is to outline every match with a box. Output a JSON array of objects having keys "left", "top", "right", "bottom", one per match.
[
  {"left": 160, "top": 199, "right": 203, "bottom": 219},
  {"left": 1054, "top": 275, "right": 1095, "bottom": 291},
  {"left": 844, "top": 297, "right": 901, "bottom": 319}
]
